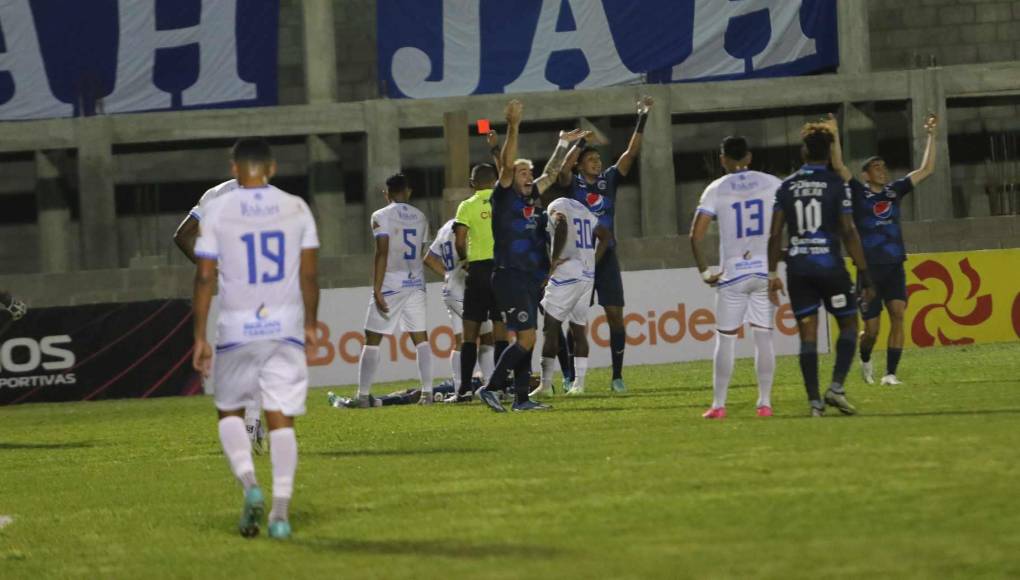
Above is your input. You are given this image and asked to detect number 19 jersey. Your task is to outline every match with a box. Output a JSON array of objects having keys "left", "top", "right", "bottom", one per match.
[
  {"left": 370, "top": 202, "right": 430, "bottom": 292},
  {"left": 773, "top": 165, "right": 854, "bottom": 276},
  {"left": 696, "top": 170, "right": 781, "bottom": 284},
  {"left": 194, "top": 185, "right": 320, "bottom": 347}
]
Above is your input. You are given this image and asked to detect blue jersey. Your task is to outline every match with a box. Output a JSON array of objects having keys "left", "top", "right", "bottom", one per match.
[
  {"left": 850, "top": 177, "right": 912, "bottom": 265},
  {"left": 571, "top": 166, "right": 620, "bottom": 236},
  {"left": 491, "top": 184, "right": 548, "bottom": 281},
  {"left": 773, "top": 164, "right": 854, "bottom": 276}
]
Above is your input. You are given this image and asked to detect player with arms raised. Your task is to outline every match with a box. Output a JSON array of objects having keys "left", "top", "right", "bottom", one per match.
[
  {"left": 690, "top": 136, "right": 781, "bottom": 418},
  {"left": 191, "top": 138, "right": 320, "bottom": 540}
]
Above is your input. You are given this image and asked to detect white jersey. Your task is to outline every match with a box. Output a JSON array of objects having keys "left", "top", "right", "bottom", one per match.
[
  {"left": 696, "top": 170, "right": 781, "bottom": 284},
  {"left": 545, "top": 197, "right": 598, "bottom": 282},
  {"left": 428, "top": 219, "right": 466, "bottom": 290},
  {"left": 189, "top": 179, "right": 240, "bottom": 222},
  {"left": 370, "top": 202, "right": 430, "bottom": 292},
  {"left": 194, "top": 185, "right": 319, "bottom": 347}
]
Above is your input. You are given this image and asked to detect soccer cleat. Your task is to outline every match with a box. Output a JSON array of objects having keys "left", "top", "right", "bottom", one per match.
[
  {"left": 756, "top": 406, "right": 774, "bottom": 418},
  {"left": 418, "top": 391, "right": 434, "bottom": 405},
  {"left": 880, "top": 374, "right": 903, "bottom": 386},
  {"left": 824, "top": 389, "right": 857, "bottom": 415},
  {"left": 702, "top": 407, "right": 726, "bottom": 419},
  {"left": 512, "top": 400, "right": 552, "bottom": 412},
  {"left": 238, "top": 486, "right": 265, "bottom": 539},
  {"left": 566, "top": 383, "right": 585, "bottom": 395},
  {"left": 610, "top": 378, "right": 627, "bottom": 393},
  {"left": 476, "top": 386, "right": 506, "bottom": 413},
  {"left": 529, "top": 382, "right": 553, "bottom": 398},
  {"left": 562, "top": 378, "right": 573, "bottom": 394},
  {"left": 810, "top": 406, "right": 826, "bottom": 418},
  {"left": 861, "top": 361, "right": 875, "bottom": 385},
  {"left": 267, "top": 519, "right": 291, "bottom": 540}
]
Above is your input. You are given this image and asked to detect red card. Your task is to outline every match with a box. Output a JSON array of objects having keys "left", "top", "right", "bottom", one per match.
[{"left": 476, "top": 119, "right": 490, "bottom": 134}]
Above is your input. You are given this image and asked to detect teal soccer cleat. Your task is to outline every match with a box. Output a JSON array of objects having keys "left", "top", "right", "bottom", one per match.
[
  {"left": 238, "top": 486, "right": 265, "bottom": 538},
  {"left": 268, "top": 520, "right": 292, "bottom": 540}
]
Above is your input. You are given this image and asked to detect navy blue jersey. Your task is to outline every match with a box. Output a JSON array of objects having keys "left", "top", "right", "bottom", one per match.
[
  {"left": 850, "top": 177, "right": 912, "bottom": 265},
  {"left": 773, "top": 164, "right": 854, "bottom": 276},
  {"left": 491, "top": 184, "right": 548, "bottom": 281},
  {"left": 571, "top": 166, "right": 621, "bottom": 236}
]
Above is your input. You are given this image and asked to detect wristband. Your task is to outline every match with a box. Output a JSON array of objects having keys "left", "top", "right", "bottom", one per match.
[
  {"left": 701, "top": 270, "right": 714, "bottom": 282},
  {"left": 635, "top": 113, "right": 648, "bottom": 134},
  {"left": 557, "top": 138, "right": 569, "bottom": 149},
  {"left": 767, "top": 271, "right": 779, "bottom": 281}
]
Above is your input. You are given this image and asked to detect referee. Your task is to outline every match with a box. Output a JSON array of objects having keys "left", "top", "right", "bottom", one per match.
[{"left": 453, "top": 163, "right": 507, "bottom": 398}]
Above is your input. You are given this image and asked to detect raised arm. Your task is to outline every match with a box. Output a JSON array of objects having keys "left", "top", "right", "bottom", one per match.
[
  {"left": 688, "top": 211, "right": 719, "bottom": 286},
  {"left": 299, "top": 248, "right": 320, "bottom": 347},
  {"left": 767, "top": 208, "right": 786, "bottom": 306},
  {"left": 615, "top": 96, "right": 653, "bottom": 177},
  {"left": 498, "top": 100, "right": 523, "bottom": 188},
  {"left": 487, "top": 129, "right": 502, "bottom": 175},
  {"left": 907, "top": 113, "right": 939, "bottom": 186},
  {"left": 537, "top": 129, "right": 588, "bottom": 202}
]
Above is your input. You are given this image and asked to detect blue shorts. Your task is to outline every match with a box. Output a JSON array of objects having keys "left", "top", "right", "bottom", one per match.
[
  {"left": 492, "top": 268, "right": 540, "bottom": 332},
  {"left": 593, "top": 247, "right": 625, "bottom": 307},
  {"left": 858, "top": 262, "right": 907, "bottom": 320},
  {"left": 788, "top": 269, "right": 857, "bottom": 321}
]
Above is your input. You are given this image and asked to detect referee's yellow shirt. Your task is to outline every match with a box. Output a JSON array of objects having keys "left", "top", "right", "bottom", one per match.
[{"left": 454, "top": 188, "right": 494, "bottom": 262}]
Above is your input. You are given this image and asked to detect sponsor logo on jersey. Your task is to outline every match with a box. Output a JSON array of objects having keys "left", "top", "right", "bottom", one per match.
[
  {"left": 522, "top": 206, "right": 535, "bottom": 220},
  {"left": 873, "top": 200, "right": 893, "bottom": 219},
  {"left": 586, "top": 192, "right": 606, "bottom": 213}
]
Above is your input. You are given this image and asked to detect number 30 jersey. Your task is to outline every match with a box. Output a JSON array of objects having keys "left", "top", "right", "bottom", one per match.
[
  {"left": 545, "top": 197, "right": 599, "bottom": 282},
  {"left": 370, "top": 202, "right": 430, "bottom": 292},
  {"left": 773, "top": 164, "right": 854, "bottom": 276},
  {"left": 194, "top": 185, "right": 319, "bottom": 347},
  {"left": 696, "top": 170, "right": 781, "bottom": 284}
]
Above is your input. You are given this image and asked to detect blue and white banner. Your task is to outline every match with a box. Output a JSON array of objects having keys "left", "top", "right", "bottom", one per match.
[
  {"left": 0, "top": 0, "right": 278, "bottom": 121},
  {"left": 378, "top": 0, "right": 838, "bottom": 99}
]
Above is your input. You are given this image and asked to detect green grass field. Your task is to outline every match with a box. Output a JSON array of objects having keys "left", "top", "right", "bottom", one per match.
[{"left": 1, "top": 342, "right": 1019, "bottom": 579}]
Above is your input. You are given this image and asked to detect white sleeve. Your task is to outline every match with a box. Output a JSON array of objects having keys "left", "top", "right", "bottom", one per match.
[
  {"left": 300, "top": 204, "right": 320, "bottom": 250},
  {"left": 189, "top": 187, "right": 215, "bottom": 221},
  {"left": 428, "top": 234, "right": 444, "bottom": 257},
  {"left": 193, "top": 208, "right": 219, "bottom": 259},
  {"left": 371, "top": 210, "right": 389, "bottom": 238},
  {"left": 696, "top": 183, "right": 718, "bottom": 217}
]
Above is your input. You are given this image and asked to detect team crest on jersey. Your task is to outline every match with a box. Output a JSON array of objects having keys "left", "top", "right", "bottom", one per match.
[
  {"left": 597, "top": 180, "right": 607, "bottom": 191},
  {"left": 517, "top": 311, "right": 529, "bottom": 323},
  {"left": 886, "top": 190, "right": 897, "bottom": 199},
  {"left": 256, "top": 303, "right": 269, "bottom": 320},
  {"left": 873, "top": 200, "right": 893, "bottom": 219}
]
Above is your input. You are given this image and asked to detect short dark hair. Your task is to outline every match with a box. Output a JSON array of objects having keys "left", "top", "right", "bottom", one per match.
[
  {"left": 720, "top": 136, "right": 749, "bottom": 161},
  {"left": 386, "top": 173, "right": 409, "bottom": 194},
  {"left": 231, "top": 138, "right": 273, "bottom": 164},
  {"left": 578, "top": 146, "right": 600, "bottom": 164},
  {"left": 470, "top": 163, "right": 497, "bottom": 184},
  {"left": 861, "top": 156, "right": 884, "bottom": 172},
  {"left": 801, "top": 130, "right": 833, "bottom": 163}
]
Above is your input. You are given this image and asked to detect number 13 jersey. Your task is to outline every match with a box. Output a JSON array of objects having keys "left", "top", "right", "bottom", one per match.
[{"left": 773, "top": 164, "right": 854, "bottom": 276}]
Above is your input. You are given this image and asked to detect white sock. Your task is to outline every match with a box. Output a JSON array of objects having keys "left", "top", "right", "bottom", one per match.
[
  {"left": 358, "top": 345, "right": 380, "bottom": 399},
  {"left": 218, "top": 416, "right": 256, "bottom": 490},
  {"left": 712, "top": 332, "right": 737, "bottom": 409},
  {"left": 479, "top": 344, "right": 495, "bottom": 381},
  {"left": 416, "top": 342, "right": 433, "bottom": 393},
  {"left": 243, "top": 405, "right": 261, "bottom": 441},
  {"left": 573, "top": 357, "right": 588, "bottom": 390},
  {"left": 753, "top": 328, "right": 775, "bottom": 408},
  {"left": 268, "top": 428, "right": 297, "bottom": 522},
  {"left": 540, "top": 356, "right": 556, "bottom": 389},
  {"left": 450, "top": 350, "right": 462, "bottom": 393}
]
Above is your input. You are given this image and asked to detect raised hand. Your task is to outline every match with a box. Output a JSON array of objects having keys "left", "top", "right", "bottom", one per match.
[
  {"left": 637, "top": 95, "right": 654, "bottom": 115},
  {"left": 486, "top": 129, "right": 499, "bottom": 148},
  {"left": 559, "top": 128, "right": 590, "bottom": 143},
  {"left": 924, "top": 113, "right": 938, "bottom": 135},
  {"left": 505, "top": 99, "right": 523, "bottom": 125}
]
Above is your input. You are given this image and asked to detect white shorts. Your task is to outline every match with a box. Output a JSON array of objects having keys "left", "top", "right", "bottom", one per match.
[
  {"left": 214, "top": 340, "right": 308, "bottom": 417},
  {"left": 715, "top": 276, "right": 773, "bottom": 331},
  {"left": 365, "top": 287, "right": 427, "bottom": 335},
  {"left": 444, "top": 286, "right": 492, "bottom": 336},
  {"left": 541, "top": 278, "right": 593, "bottom": 326}
]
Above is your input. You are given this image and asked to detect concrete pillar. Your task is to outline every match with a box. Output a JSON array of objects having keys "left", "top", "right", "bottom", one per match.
[
  {"left": 308, "top": 135, "right": 346, "bottom": 257},
  {"left": 841, "top": 102, "right": 878, "bottom": 172},
  {"left": 363, "top": 99, "right": 401, "bottom": 245},
  {"left": 442, "top": 110, "right": 471, "bottom": 221},
  {"left": 75, "top": 117, "right": 119, "bottom": 269},
  {"left": 35, "top": 150, "right": 71, "bottom": 273},
  {"left": 301, "top": 0, "right": 338, "bottom": 104},
  {"left": 638, "top": 86, "right": 678, "bottom": 236},
  {"left": 908, "top": 68, "right": 951, "bottom": 221},
  {"left": 838, "top": 0, "right": 870, "bottom": 75}
]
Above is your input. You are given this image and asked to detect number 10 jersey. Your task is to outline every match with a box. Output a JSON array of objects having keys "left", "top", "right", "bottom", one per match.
[{"left": 773, "top": 165, "right": 854, "bottom": 277}]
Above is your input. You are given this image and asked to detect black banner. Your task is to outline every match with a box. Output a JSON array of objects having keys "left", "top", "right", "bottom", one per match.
[{"left": 0, "top": 300, "right": 201, "bottom": 405}]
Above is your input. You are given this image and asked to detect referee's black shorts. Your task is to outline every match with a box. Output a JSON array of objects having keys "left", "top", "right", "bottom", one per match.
[{"left": 463, "top": 259, "right": 496, "bottom": 323}]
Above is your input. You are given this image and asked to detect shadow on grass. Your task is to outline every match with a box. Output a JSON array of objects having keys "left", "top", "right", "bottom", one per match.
[
  {"left": 0, "top": 441, "right": 96, "bottom": 450},
  {"left": 293, "top": 537, "right": 562, "bottom": 559},
  {"left": 310, "top": 447, "right": 494, "bottom": 458}
]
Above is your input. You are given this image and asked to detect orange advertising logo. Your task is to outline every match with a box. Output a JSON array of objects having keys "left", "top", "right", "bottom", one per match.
[{"left": 907, "top": 258, "right": 992, "bottom": 346}]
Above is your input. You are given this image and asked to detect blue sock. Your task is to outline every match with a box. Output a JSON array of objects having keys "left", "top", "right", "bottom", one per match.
[
  {"left": 887, "top": 348, "right": 903, "bottom": 376},
  {"left": 832, "top": 328, "right": 857, "bottom": 390},
  {"left": 610, "top": 329, "right": 625, "bottom": 380},
  {"left": 799, "top": 341, "right": 819, "bottom": 403}
]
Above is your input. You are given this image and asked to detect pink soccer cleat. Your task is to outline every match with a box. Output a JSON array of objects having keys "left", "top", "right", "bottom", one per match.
[
  {"left": 756, "top": 406, "right": 774, "bottom": 418},
  {"left": 702, "top": 407, "right": 726, "bottom": 419}
]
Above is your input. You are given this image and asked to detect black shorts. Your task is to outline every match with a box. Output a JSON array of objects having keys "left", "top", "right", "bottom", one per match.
[
  {"left": 463, "top": 260, "right": 495, "bottom": 323},
  {"left": 492, "top": 268, "right": 540, "bottom": 332},
  {"left": 858, "top": 262, "right": 907, "bottom": 320},
  {"left": 593, "top": 247, "right": 625, "bottom": 307},
  {"left": 788, "top": 269, "right": 857, "bottom": 320}
]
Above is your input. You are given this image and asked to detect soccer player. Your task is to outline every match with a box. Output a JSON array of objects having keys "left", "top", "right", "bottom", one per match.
[
  {"left": 173, "top": 178, "right": 266, "bottom": 453},
  {"left": 532, "top": 197, "right": 608, "bottom": 397},
  {"left": 690, "top": 137, "right": 782, "bottom": 419},
  {"left": 424, "top": 217, "right": 495, "bottom": 398},
  {"left": 191, "top": 138, "right": 320, "bottom": 540},
  {"left": 453, "top": 164, "right": 503, "bottom": 399},
  {"left": 850, "top": 114, "right": 939, "bottom": 386},
  {"left": 476, "top": 99, "right": 583, "bottom": 412},
  {"left": 0, "top": 290, "right": 27, "bottom": 337},
  {"left": 356, "top": 174, "right": 433, "bottom": 406},
  {"left": 558, "top": 96, "right": 654, "bottom": 393},
  {"left": 767, "top": 126, "right": 875, "bottom": 417}
]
